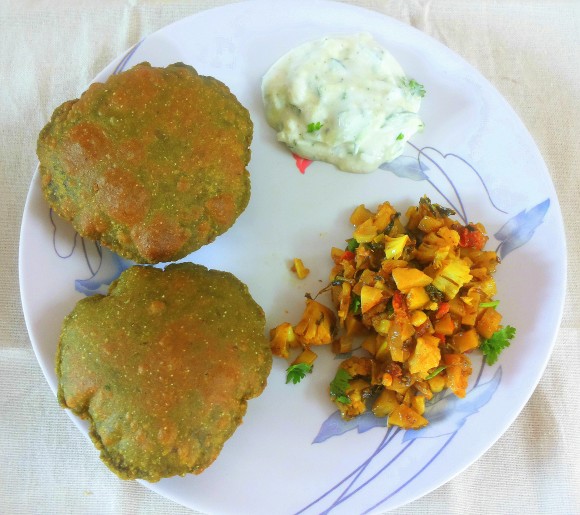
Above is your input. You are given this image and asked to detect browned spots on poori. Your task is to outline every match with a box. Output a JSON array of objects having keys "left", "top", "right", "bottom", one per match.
[
  {"left": 37, "top": 62, "right": 253, "bottom": 263},
  {"left": 56, "top": 263, "right": 272, "bottom": 481}
]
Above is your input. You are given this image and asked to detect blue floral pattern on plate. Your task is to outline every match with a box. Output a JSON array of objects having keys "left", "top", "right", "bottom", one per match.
[
  {"left": 50, "top": 136, "right": 549, "bottom": 514},
  {"left": 295, "top": 143, "right": 547, "bottom": 514}
]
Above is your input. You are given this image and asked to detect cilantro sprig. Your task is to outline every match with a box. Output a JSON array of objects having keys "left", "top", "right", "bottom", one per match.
[
  {"left": 286, "top": 363, "right": 313, "bottom": 384},
  {"left": 479, "top": 300, "right": 500, "bottom": 308},
  {"left": 346, "top": 238, "right": 359, "bottom": 252},
  {"left": 425, "top": 366, "right": 447, "bottom": 380},
  {"left": 480, "top": 326, "right": 516, "bottom": 365},
  {"left": 400, "top": 78, "right": 426, "bottom": 98},
  {"left": 330, "top": 368, "right": 352, "bottom": 404},
  {"left": 349, "top": 294, "right": 361, "bottom": 315},
  {"left": 307, "top": 121, "right": 324, "bottom": 133}
]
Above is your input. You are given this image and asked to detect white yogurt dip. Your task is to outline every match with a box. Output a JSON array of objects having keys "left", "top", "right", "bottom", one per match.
[{"left": 262, "top": 33, "right": 425, "bottom": 173}]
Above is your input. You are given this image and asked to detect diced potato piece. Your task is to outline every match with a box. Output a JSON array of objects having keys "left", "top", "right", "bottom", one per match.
[
  {"left": 392, "top": 268, "right": 432, "bottom": 293},
  {"left": 388, "top": 404, "right": 428, "bottom": 429},
  {"left": 400, "top": 320, "right": 416, "bottom": 341},
  {"left": 367, "top": 360, "right": 384, "bottom": 386},
  {"left": 406, "top": 287, "right": 430, "bottom": 311},
  {"left": 411, "top": 310, "right": 428, "bottom": 327},
  {"left": 291, "top": 258, "right": 310, "bottom": 279},
  {"left": 350, "top": 204, "right": 373, "bottom": 226},
  {"left": 448, "top": 297, "right": 466, "bottom": 317},
  {"left": 358, "top": 268, "right": 375, "bottom": 285},
  {"left": 340, "top": 356, "right": 373, "bottom": 377},
  {"left": 337, "top": 282, "right": 352, "bottom": 322},
  {"left": 269, "top": 322, "right": 298, "bottom": 358},
  {"left": 362, "top": 334, "right": 378, "bottom": 355},
  {"left": 452, "top": 328, "right": 480, "bottom": 353},
  {"left": 437, "top": 226, "right": 460, "bottom": 246},
  {"left": 381, "top": 373, "right": 393, "bottom": 387},
  {"left": 361, "top": 285, "right": 384, "bottom": 314},
  {"left": 353, "top": 218, "right": 377, "bottom": 243},
  {"left": 338, "top": 378, "right": 371, "bottom": 419},
  {"left": 385, "top": 320, "right": 410, "bottom": 362},
  {"left": 411, "top": 395, "right": 426, "bottom": 416},
  {"left": 331, "top": 246, "right": 345, "bottom": 264},
  {"left": 434, "top": 313, "right": 455, "bottom": 335},
  {"left": 375, "top": 335, "right": 390, "bottom": 362},
  {"left": 428, "top": 373, "right": 446, "bottom": 393},
  {"left": 461, "top": 290, "right": 480, "bottom": 326},
  {"left": 381, "top": 259, "right": 408, "bottom": 275},
  {"left": 294, "top": 299, "right": 336, "bottom": 346},
  {"left": 408, "top": 334, "right": 441, "bottom": 375},
  {"left": 476, "top": 308, "right": 503, "bottom": 339},
  {"left": 478, "top": 277, "right": 497, "bottom": 298},
  {"left": 418, "top": 215, "right": 444, "bottom": 233},
  {"left": 415, "top": 231, "right": 448, "bottom": 263},
  {"left": 373, "top": 202, "right": 398, "bottom": 232},
  {"left": 414, "top": 380, "right": 434, "bottom": 401},
  {"left": 332, "top": 335, "right": 353, "bottom": 354},
  {"left": 385, "top": 374, "right": 410, "bottom": 394},
  {"left": 292, "top": 348, "right": 318, "bottom": 366},
  {"left": 373, "top": 317, "right": 391, "bottom": 336},
  {"left": 389, "top": 341, "right": 405, "bottom": 362},
  {"left": 470, "top": 267, "right": 489, "bottom": 280},
  {"left": 344, "top": 314, "right": 366, "bottom": 337},
  {"left": 443, "top": 353, "right": 472, "bottom": 398},
  {"left": 372, "top": 389, "right": 400, "bottom": 417}
]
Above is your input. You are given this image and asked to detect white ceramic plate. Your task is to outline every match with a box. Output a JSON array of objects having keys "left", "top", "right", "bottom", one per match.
[{"left": 19, "top": 1, "right": 566, "bottom": 513}]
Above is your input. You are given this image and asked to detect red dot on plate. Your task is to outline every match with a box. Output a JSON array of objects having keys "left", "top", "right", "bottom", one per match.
[{"left": 292, "top": 153, "right": 313, "bottom": 174}]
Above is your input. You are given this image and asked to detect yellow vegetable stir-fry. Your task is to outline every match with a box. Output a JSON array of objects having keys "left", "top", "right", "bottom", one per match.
[{"left": 270, "top": 197, "right": 515, "bottom": 430}]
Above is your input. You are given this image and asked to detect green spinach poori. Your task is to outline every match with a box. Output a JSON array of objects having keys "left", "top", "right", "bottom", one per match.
[
  {"left": 56, "top": 263, "right": 272, "bottom": 481},
  {"left": 37, "top": 62, "right": 253, "bottom": 263}
]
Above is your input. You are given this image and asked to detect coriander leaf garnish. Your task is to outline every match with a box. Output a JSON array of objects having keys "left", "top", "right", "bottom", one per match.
[
  {"left": 425, "top": 366, "right": 447, "bottom": 380},
  {"left": 349, "top": 294, "right": 361, "bottom": 315},
  {"left": 307, "top": 121, "right": 324, "bottom": 133},
  {"left": 330, "top": 368, "right": 352, "bottom": 404},
  {"left": 346, "top": 238, "right": 359, "bottom": 252},
  {"left": 396, "top": 133, "right": 404, "bottom": 140},
  {"left": 479, "top": 300, "right": 500, "bottom": 308},
  {"left": 286, "top": 362, "right": 313, "bottom": 384},
  {"left": 419, "top": 195, "right": 455, "bottom": 217},
  {"left": 400, "top": 78, "right": 426, "bottom": 98},
  {"left": 480, "top": 325, "right": 516, "bottom": 365}
]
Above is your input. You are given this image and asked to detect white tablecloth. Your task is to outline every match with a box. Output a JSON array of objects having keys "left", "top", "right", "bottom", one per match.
[{"left": 1, "top": 1, "right": 578, "bottom": 513}]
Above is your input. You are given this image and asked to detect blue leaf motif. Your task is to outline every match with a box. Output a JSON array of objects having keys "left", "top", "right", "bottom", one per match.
[
  {"left": 379, "top": 155, "right": 429, "bottom": 181},
  {"left": 313, "top": 410, "right": 387, "bottom": 444},
  {"left": 495, "top": 199, "right": 550, "bottom": 259},
  {"left": 75, "top": 252, "right": 132, "bottom": 296},
  {"left": 402, "top": 367, "right": 502, "bottom": 442}
]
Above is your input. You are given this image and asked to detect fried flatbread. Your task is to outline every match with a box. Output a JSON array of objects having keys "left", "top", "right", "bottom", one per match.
[
  {"left": 38, "top": 63, "right": 253, "bottom": 263},
  {"left": 56, "top": 263, "right": 271, "bottom": 481}
]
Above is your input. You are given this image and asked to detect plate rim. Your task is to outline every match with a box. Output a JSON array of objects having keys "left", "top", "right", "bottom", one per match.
[{"left": 18, "top": 1, "right": 568, "bottom": 513}]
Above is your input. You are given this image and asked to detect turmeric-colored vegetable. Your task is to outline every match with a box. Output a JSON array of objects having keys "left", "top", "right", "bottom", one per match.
[
  {"left": 388, "top": 404, "right": 428, "bottom": 429},
  {"left": 392, "top": 267, "right": 432, "bottom": 293},
  {"left": 269, "top": 196, "right": 514, "bottom": 431},
  {"left": 476, "top": 307, "right": 503, "bottom": 339},
  {"left": 269, "top": 322, "right": 298, "bottom": 358},
  {"left": 294, "top": 298, "right": 336, "bottom": 346},
  {"left": 291, "top": 258, "right": 310, "bottom": 279}
]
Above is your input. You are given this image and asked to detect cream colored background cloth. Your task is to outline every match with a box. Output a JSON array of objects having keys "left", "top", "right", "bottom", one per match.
[{"left": 1, "top": 0, "right": 579, "bottom": 513}]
